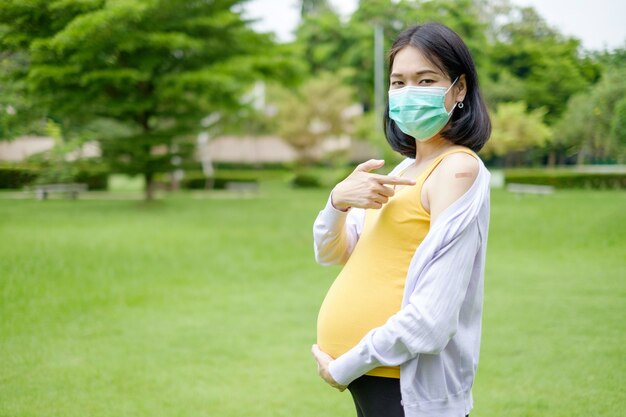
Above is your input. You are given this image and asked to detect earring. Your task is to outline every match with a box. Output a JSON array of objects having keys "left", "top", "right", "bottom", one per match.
[{"left": 458, "top": 102, "right": 464, "bottom": 109}]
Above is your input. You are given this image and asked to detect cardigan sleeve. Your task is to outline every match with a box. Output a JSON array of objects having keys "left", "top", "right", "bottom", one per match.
[
  {"left": 328, "top": 220, "right": 482, "bottom": 386},
  {"left": 312, "top": 194, "right": 365, "bottom": 266}
]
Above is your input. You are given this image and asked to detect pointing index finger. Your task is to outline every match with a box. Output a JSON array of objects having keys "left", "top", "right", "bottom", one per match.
[{"left": 372, "top": 174, "right": 416, "bottom": 186}]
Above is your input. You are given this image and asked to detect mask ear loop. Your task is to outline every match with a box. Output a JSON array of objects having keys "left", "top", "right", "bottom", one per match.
[
  {"left": 444, "top": 77, "right": 459, "bottom": 94},
  {"left": 447, "top": 102, "right": 458, "bottom": 116},
  {"left": 445, "top": 77, "right": 460, "bottom": 115}
]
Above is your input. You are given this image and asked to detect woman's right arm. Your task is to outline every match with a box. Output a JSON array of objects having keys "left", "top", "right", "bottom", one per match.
[
  {"left": 313, "top": 196, "right": 365, "bottom": 266},
  {"left": 313, "top": 159, "right": 415, "bottom": 266}
]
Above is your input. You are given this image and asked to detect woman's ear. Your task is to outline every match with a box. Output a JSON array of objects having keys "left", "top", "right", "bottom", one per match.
[{"left": 456, "top": 74, "right": 467, "bottom": 103}]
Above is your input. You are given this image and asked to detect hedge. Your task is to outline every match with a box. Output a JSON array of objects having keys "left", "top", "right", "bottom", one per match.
[
  {"left": 180, "top": 171, "right": 259, "bottom": 190},
  {"left": 73, "top": 165, "right": 109, "bottom": 190},
  {"left": 0, "top": 164, "right": 40, "bottom": 189},
  {"left": 291, "top": 173, "right": 322, "bottom": 188},
  {"left": 504, "top": 169, "right": 626, "bottom": 189},
  {"left": 0, "top": 163, "right": 109, "bottom": 190}
]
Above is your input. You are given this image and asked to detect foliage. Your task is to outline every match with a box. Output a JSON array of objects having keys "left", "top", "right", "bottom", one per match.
[
  {"left": 480, "top": 69, "right": 526, "bottom": 109},
  {"left": 354, "top": 110, "right": 402, "bottom": 165},
  {"left": 269, "top": 72, "right": 359, "bottom": 165},
  {"left": 24, "top": 119, "right": 79, "bottom": 184},
  {"left": 177, "top": 168, "right": 292, "bottom": 190},
  {"left": 609, "top": 96, "right": 626, "bottom": 163},
  {"left": 0, "top": 52, "right": 46, "bottom": 139},
  {"left": 294, "top": 8, "right": 350, "bottom": 76},
  {"left": 0, "top": 161, "right": 108, "bottom": 190},
  {"left": 554, "top": 68, "right": 626, "bottom": 164},
  {"left": 293, "top": 0, "right": 488, "bottom": 112},
  {"left": 179, "top": 172, "right": 258, "bottom": 190},
  {"left": 291, "top": 172, "right": 322, "bottom": 188},
  {"left": 480, "top": 101, "right": 552, "bottom": 165},
  {"left": 482, "top": 4, "right": 601, "bottom": 123},
  {"left": 2, "top": 0, "right": 623, "bottom": 183},
  {"left": 590, "top": 45, "right": 626, "bottom": 72},
  {"left": 72, "top": 163, "right": 109, "bottom": 190},
  {"left": 504, "top": 168, "right": 626, "bottom": 189},
  {"left": 291, "top": 0, "right": 606, "bottom": 166},
  {"left": 0, "top": 163, "right": 40, "bottom": 189},
  {"left": 300, "top": 0, "right": 332, "bottom": 19},
  {"left": 0, "top": 0, "right": 295, "bottom": 199}
]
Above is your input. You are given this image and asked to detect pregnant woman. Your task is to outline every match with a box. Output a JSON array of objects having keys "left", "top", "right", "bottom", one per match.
[{"left": 311, "top": 23, "right": 492, "bottom": 417}]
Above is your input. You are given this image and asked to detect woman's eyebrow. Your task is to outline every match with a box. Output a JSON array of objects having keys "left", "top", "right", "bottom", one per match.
[{"left": 390, "top": 69, "right": 440, "bottom": 78}]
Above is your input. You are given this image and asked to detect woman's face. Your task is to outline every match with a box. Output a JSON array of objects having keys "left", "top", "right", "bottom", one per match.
[{"left": 389, "top": 45, "right": 462, "bottom": 112}]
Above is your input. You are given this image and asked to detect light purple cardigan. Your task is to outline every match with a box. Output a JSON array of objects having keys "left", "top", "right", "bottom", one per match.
[{"left": 313, "top": 156, "right": 491, "bottom": 417}]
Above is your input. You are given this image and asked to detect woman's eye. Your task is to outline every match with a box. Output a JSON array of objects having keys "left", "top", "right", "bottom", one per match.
[
  {"left": 391, "top": 80, "right": 404, "bottom": 87},
  {"left": 419, "top": 79, "right": 434, "bottom": 85}
]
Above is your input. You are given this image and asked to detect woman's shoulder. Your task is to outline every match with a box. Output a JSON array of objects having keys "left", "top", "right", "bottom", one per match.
[
  {"left": 428, "top": 147, "right": 480, "bottom": 198},
  {"left": 425, "top": 147, "right": 481, "bottom": 223},
  {"left": 438, "top": 147, "right": 480, "bottom": 172}
]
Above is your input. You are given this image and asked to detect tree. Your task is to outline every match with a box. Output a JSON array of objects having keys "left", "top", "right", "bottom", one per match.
[
  {"left": 482, "top": 3, "right": 601, "bottom": 123},
  {"left": 480, "top": 101, "right": 552, "bottom": 166},
  {"left": 294, "top": 7, "right": 349, "bottom": 76},
  {"left": 554, "top": 68, "right": 626, "bottom": 164},
  {"left": 0, "top": 52, "right": 46, "bottom": 140},
  {"left": 0, "top": 0, "right": 293, "bottom": 200},
  {"left": 300, "top": 0, "right": 331, "bottom": 18},
  {"left": 293, "top": 0, "right": 489, "bottom": 112},
  {"left": 269, "top": 72, "right": 358, "bottom": 166},
  {"left": 610, "top": 96, "right": 626, "bottom": 163}
]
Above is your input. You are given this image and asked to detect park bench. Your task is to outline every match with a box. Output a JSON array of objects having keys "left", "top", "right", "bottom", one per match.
[
  {"left": 506, "top": 183, "right": 554, "bottom": 195},
  {"left": 34, "top": 183, "right": 88, "bottom": 200}
]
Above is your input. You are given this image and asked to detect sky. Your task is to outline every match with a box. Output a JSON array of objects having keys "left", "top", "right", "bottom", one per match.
[{"left": 243, "top": 0, "right": 626, "bottom": 51}]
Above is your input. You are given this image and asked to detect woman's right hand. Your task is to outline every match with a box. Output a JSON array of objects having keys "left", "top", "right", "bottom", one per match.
[{"left": 331, "top": 159, "right": 416, "bottom": 211}]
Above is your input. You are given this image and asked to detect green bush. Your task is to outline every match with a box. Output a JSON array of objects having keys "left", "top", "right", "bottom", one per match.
[
  {"left": 212, "top": 161, "right": 295, "bottom": 171},
  {"left": 73, "top": 164, "right": 109, "bottom": 190},
  {"left": 291, "top": 173, "right": 322, "bottom": 188},
  {"left": 0, "top": 162, "right": 109, "bottom": 190},
  {"left": 0, "top": 164, "right": 40, "bottom": 189},
  {"left": 504, "top": 169, "right": 626, "bottom": 189},
  {"left": 214, "top": 168, "right": 291, "bottom": 182},
  {"left": 180, "top": 171, "right": 259, "bottom": 190}
]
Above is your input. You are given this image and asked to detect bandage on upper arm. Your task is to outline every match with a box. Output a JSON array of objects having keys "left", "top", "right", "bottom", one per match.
[{"left": 454, "top": 172, "right": 473, "bottom": 178}]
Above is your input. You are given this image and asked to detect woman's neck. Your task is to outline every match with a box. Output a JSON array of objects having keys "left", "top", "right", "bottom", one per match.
[{"left": 413, "top": 135, "right": 455, "bottom": 164}]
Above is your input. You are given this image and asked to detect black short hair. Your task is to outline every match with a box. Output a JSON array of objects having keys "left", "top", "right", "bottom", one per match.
[{"left": 384, "top": 23, "right": 491, "bottom": 156}]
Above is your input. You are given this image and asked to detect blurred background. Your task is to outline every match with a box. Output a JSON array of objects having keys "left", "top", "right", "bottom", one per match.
[{"left": 0, "top": 1, "right": 624, "bottom": 416}]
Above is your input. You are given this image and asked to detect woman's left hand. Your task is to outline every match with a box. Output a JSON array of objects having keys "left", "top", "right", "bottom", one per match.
[{"left": 311, "top": 344, "right": 347, "bottom": 392}]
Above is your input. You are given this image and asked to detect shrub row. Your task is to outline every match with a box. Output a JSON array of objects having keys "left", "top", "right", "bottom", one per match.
[
  {"left": 212, "top": 161, "right": 295, "bottom": 170},
  {"left": 504, "top": 169, "right": 626, "bottom": 189},
  {"left": 180, "top": 171, "right": 259, "bottom": 190},
  {"left": 73, "top": 165, "right": 109, "bottom": 190},
  {"left": 0, "top": 163, "right": 108, "bottom": 190},
  {"left": 211, "top": 168, "right": 292, "bottom": 182},
  {"left": 291, "top": 173, "right": 322, "bottom": 188},
  {"left": 0, "top": 164, "right": 40, "bottom": 189}
]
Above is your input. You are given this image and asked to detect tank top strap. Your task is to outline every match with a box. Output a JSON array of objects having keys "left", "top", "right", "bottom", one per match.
[{"left": 418, "top": 147, "right": 478, "bottom": 183}]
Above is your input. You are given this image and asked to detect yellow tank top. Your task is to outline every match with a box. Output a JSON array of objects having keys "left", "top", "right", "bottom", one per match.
[{"left": 316, "top": 148, "right": 477, "bottom": 378}]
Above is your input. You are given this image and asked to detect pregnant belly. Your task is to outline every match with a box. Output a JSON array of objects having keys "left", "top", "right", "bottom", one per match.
[{"left": 316, "top": 270, "right": 405, "bottom": 377}]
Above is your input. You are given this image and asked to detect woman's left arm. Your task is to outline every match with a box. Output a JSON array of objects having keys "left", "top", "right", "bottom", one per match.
[
  {"left": 428, "top": 153, "right": 480, "bottom": 225},
  {"left": 317, "top": 153, "right": 483, "bottom": 386}
]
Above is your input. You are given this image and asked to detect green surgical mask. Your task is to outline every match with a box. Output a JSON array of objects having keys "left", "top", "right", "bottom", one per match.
[{"left": 388, "top": 78, "right": 458, "bottom": 141}]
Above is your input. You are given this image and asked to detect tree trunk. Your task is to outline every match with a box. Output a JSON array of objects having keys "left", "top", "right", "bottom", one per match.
[
  {"left": 140, "top": 112, "right": 154, "bottom": 201},
  {"left": 144, "top": 172, "right": 155, "bottom": 201},
  {"left": 547, "top": 151, "right": 556, "bottom": 167}
]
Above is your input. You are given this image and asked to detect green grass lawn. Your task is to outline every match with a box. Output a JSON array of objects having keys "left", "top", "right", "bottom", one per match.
[{"left": 1, "top": 184, "right": 625, "bottom": 417}]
